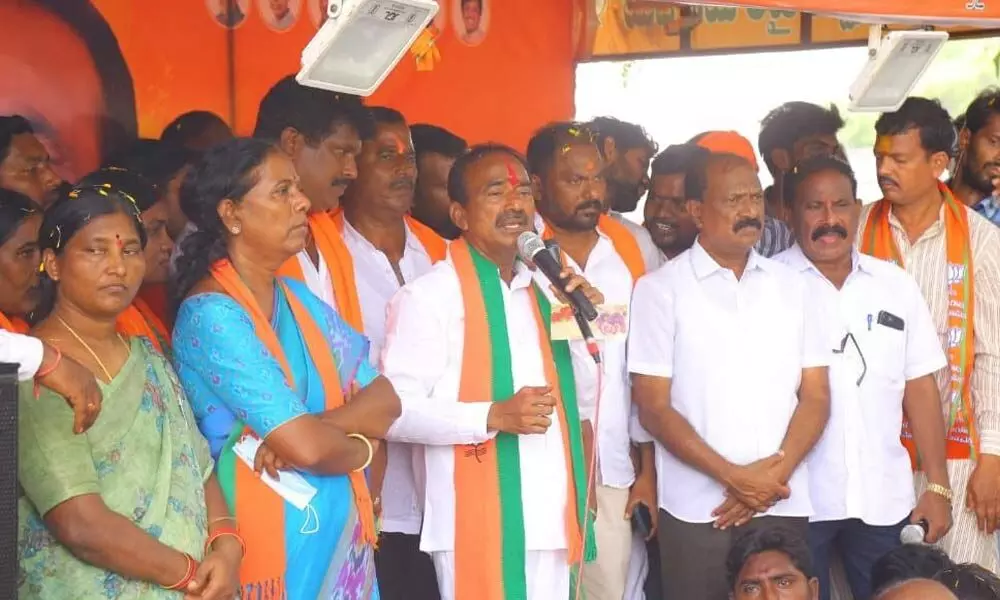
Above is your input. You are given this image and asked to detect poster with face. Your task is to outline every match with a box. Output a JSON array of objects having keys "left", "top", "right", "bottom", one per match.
[
  {"left": 260, "top": 0, "right": 301, "bottom": 31},
  {"left": 0, "top": 0, "right": 137, "bottom": 182},
  {"left": 206, "top": 0, "right": 250, "bottom": 28},
  {"left": 454, "top": 0, "right": 488, "bottom": 46}
]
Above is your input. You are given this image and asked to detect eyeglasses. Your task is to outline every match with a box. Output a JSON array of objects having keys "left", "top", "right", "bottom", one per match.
[{"left": 833, "top": 332, "right": 867, "bottom": 386}]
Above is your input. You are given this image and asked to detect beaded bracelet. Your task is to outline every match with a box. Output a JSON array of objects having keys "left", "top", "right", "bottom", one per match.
[{"left": 163, "top": 553, "right": 197, "bottom": 590}]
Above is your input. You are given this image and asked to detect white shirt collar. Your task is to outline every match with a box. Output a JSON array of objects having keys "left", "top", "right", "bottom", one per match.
[
  {"left": 689, "top": 239, "right": 767, "bottom": 280},
  {"left": 782, "top": 243, "right": 874, "bottom": 280}
]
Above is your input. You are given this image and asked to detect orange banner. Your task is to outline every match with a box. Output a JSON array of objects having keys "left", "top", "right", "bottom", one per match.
[
  {"left": 1, "top": 0, "right": 575, "bottom": 183},
  {"left": 580, "top": 1, "right": 999, "bottom": 60},
  {"left": 676, "top": 1, "right": 1000, "bottom": 26}
]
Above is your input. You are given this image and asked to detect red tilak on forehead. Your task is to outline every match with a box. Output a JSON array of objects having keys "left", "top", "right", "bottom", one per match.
[
  {"left": 115, "top": 234, "right": 123, "bottom": 250},
  {"left": 391, "top": 134, "right": 406, "bottom": 154},
  {"left": 505, "top": 160, "right": 519, "bottom": 187}
]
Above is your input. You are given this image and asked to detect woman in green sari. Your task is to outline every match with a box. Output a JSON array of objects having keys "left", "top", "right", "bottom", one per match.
[{"left": 18, "top": 184, "right": 242, "bottom": 599}]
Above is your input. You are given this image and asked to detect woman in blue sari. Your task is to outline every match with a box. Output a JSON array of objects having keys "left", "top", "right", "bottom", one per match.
[{"left": 171, "top": 138, "right": 401, "bottom": 599}]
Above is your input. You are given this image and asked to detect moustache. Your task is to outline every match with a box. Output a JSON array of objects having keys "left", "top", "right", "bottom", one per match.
[
  {"left": 878, "top": 176, "right": 899, "bottom": 189},
  {"left": 811, "top": 224, "right": 848, "bottom": 241},
  {"left": 390, "top": 177, "right": 415, "bottom": 191},
  {"left": 733, "top": 217, "right": 762, "bottom": 233},
  {"left": 495, "top": 210, "right": 528, "bottom": 227},
  {"left": 574, "top": 200, "right": 604, "bottom": 214}
]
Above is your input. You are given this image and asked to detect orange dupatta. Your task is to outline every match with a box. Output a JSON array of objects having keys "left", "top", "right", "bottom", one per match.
[
  {"left": 115, "top": 300, "right": 170, "bottom": 353},
  {"left": 210, "top": 260, "right": 376, "bottom": 594},
  {"left": 861, "top": 183, "right": 978, "bottom": 463},
  {"left": 541, "top": 213, "right": 647, "bottom": 283},
  {"left": 0, "top": 311, "right": 29, "bottom": 333},
  {"left": 276, "top": 212, "right": 365, "bottom": 331},
  {"left": 328, "top": 208, "right": 448, "bottom": 263},
  {"left": 450, "top": 240, "right": 589, "bottom": 600}
]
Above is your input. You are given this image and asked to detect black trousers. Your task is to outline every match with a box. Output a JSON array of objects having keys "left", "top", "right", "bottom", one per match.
[
  {"left": 375, "top": 532, "right": 441, "bottom": 600},
  {"left": 658, "top": 509, "right": 809, "bottom": 600}
]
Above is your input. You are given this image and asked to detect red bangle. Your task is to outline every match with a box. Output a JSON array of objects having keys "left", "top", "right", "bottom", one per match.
[
  {"left": 163, "top": 553, "right": 197, "bottom": 590},
  {"left": 205, "top": 529, "right": 246, "bottom": 558},
  {"left": 34, "top": 346, "right": 61, "bottom": 379}
]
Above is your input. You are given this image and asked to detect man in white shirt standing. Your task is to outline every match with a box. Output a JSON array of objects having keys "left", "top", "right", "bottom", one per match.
[
  {"left": 775, "top": 156, "right": 953, "bottom": 600},
  {"left": 526, "top": 122, "right": 655, "bottom": 600},
  {"left": 339, "top": 106, "right": 444, "bottom": 600},
  {"left": 382, "top": 144, "right": 598, "bottom": 600},
  {"left": 629, "top": 150, "right": 831, "bottom": 600}
]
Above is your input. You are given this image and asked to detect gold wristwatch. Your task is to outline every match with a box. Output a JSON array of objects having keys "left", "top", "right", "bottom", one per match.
[{"left": 927, "top": 483, "right": 954, "bottom": 502}]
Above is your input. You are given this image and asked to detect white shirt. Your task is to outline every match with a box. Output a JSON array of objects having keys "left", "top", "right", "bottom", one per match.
[
  {"left": 774, "top": 245, "right": 946, "bottom": 525},
  {"left": 295, "top": 249, "right": 338, "bottom": 310},
  {"left": 534, "top": 218, "right": 636, "bottom": 488},
  {"left": 382, "top": 258, "right": 570, "bottom": 552},
  {"left": 609, "top": 211, "right": 663, "bottom": 272},
  {"left": 341, "top": 218, "right": 435, "bottom": 535},
  {"left": 0, "top": 330, "right": 43, "bottom": 381},
  {"left": 628, "top": 240, "right": 828, "bottom": 523}
]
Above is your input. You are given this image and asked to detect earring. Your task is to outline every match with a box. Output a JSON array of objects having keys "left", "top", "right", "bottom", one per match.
[{"left": 231, "top": 223, "right": 242, "bottom": 235}]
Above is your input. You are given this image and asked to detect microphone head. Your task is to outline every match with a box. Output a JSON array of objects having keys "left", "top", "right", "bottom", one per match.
[
  {"left": 900, "top": 522, "right": 927, "bottom": 545},
  {"left": 516, "top": 231, "right": 546, "bottom": 262}
]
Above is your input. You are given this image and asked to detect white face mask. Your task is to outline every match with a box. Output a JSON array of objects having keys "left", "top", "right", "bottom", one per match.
[{"left": 232, "top": 433, "right": 318, "bottom": 511}]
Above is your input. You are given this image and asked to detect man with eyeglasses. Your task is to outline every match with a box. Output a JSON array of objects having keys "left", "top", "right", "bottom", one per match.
[{"left": 775, "top": 156, "right": 951, "bottom": 600}]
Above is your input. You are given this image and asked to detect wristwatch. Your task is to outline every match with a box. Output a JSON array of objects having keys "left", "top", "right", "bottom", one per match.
[{"left": 927, "top": 482, "right": 954, "bottom": 502}]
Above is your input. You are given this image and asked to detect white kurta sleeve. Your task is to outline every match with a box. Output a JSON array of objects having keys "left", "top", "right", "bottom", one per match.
[{"left": 0, "top": 330, "right": 44, "bottom": 381}]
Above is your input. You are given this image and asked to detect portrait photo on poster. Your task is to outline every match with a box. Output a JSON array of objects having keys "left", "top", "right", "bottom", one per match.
[
  {"left": 453, "top": 0, "right": 488, "bottom": 47},
  {"left": 0, "top": 0, "right": 137, "bottom": 184},
  {"left": 206, "top": 0, "right": 250, "bottom": 29},
  {"left": 260, "top": 0, "right": 302, "bottom": 31}
]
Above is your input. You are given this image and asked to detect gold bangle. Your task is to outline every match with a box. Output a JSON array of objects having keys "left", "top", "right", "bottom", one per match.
[
  {"left": 347, "top": 433, "right": 373, "bottom": 472},
  {"left": 927, "top": 483, "right": 954, "bottom": 502}
]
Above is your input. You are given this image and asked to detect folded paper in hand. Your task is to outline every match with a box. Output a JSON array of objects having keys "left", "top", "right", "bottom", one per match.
[{"left": 232, "top": 433, "right": 318, "bottom": 510}]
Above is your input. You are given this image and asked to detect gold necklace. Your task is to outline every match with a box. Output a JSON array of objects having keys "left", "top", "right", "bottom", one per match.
[{"left": 55, "top": 316, "right": 131, "bottom": 382}]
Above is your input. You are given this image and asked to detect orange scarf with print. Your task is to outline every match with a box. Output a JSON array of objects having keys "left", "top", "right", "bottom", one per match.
[
  {"left": 211, "top": 260, "right": 376, "bottom": 594},
  {"left": 861, "top": 183, "right": 978, "bottom": 463},
  {"left": 276, "top": 212, "right": 365, "bottom": 331}
]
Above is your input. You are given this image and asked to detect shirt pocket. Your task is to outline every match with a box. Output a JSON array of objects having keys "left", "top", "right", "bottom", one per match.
[{"left": 856, "top": 323, "right": 907, "bottom": 391}]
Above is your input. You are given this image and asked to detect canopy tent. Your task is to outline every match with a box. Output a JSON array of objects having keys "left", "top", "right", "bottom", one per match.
[{"left": 0, "top": 0, "right": 995, "bottom": 184}]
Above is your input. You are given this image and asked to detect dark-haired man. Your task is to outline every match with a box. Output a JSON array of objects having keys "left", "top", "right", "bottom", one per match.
[
  {"left": 160, "top": 110, "right": 233, "bottom": 153},
  {"left": 254, "top": 75, "right": 373, "bottom": 329},
  {"left": 645, "top": 144, "right": 705, "bottom": 261},
  {"left": 337, "top": 107, "right": 447, "bottom": 600},
  {"left": 727, "top": 527, "right": 819, "bottom": 600},
  {"left": 411, "top": 124, "right": 467, "bottom": 239},
  {"left": 527, "top": 122, "right": 653, "bottom": 600},
  {"left": 759, "top": 102, "right": 846, "bottom": 221},
  {"left": 775, "top": 156, "right": 951, "bottom": 600},
  {"left": 629, "top": 150, "right": 830, "bottom": 600},
  {"left": 951, "top": 88, "right": 1000, "bottom": 225},
  {"left": 871, "top": 543, "right": 955, "bottom": 595},
  {"left": 0, "top": 115, "right": 64, "bottom": 208},
  {"left": 382, "top": 144, "right": 599, "bottom": 599},
  {"left": 860, "top": 96, "right": 1000, "bottom": 572}
]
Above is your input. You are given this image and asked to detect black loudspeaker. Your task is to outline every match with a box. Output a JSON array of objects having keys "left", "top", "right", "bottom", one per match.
[{"left": 0, "top": 363, "right": 18, "bottom": 597}]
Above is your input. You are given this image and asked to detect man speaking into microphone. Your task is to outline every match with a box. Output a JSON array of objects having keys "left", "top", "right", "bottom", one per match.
[
  {"left": 526, "top": 122, "right": 658, "bottom": 600},
  {"left": 628, "top": 148, "right": 831, "bottom": 600},
  {"left": 381, "top": 144, "right": 601, "bottom": 600}
]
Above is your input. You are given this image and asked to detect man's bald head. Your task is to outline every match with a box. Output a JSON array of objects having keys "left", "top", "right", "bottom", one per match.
[{"left": 876, "top": 579, "right": 958, "bottom": 600}]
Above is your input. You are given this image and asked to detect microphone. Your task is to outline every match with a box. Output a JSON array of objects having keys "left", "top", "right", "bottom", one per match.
[
  {"left": 900, "top": 520, "right": 929, "bottom": 545},
  {"left": 517, "top": 232, "right": 598, "bottom": 321},
  {"left": 517, "top": 231, "right": 601, "bottom": 364}
]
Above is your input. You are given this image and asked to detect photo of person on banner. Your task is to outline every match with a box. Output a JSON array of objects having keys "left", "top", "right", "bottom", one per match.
[{"left": 455, "top": 0, "right": 488, "bottom": 46}]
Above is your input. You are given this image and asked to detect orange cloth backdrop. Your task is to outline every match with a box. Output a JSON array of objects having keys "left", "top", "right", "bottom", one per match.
[{"left": 92, "top": 0, "right": 575, "bottom": 153}]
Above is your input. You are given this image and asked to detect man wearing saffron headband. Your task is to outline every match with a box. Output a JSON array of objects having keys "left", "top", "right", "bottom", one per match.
[
  {"left": 381, "top": 144, "right": 598, "bottom": 599},
  {"left": 526, "top": 122, "right": 653, "bottom": 600},
  {"left": 337, "top": 106, "right": 445, "bottom": 600},
  {"left": 692, "top": 130, "right": 793, "bottom": 258},
  {"left": 629, "top": 150, "right": 830, "bottom": 600},
  {"left": 860, "top": 97, "right": 1000, "bottom": 572}
]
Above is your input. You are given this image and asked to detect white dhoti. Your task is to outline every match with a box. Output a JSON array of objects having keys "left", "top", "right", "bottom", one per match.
[
  {"left": 915, "top": 459, "right": 1000, "bottom": 571},
  {"left": 623, "top": 531, "right": 649, "bottom": 600},
  {"left": 583, "top": 485, "right": 633, "bottom": 600},
  {"left": 433, "top": 549, "right": 570, "bottom": 600}
]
